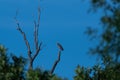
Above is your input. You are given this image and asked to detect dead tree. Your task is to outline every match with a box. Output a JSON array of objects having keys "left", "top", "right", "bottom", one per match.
[
  {"left": 15, "top": 8, "right": 64, "bottom": 74},
  {"left": 15, "top": 8, "right": 42, "bottom": 70}
]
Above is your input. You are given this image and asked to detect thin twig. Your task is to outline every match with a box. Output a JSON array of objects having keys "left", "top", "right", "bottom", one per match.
[
  {"left": 16, "top": 23, "right": 33, "bottom": 69},
  {"left": 37, "top": 7, "right": 41, "bottom": 27},
  {"left": 34, "top": 7, "right": 41, "bottom": 51},
  {"left": 34, "top": 21, "right": 38, "bottom": 50}
]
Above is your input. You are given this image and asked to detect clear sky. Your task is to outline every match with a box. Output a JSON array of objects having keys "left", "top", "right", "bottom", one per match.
[{"left": 0, "top": 0, "right": 102, "bottom": 79}]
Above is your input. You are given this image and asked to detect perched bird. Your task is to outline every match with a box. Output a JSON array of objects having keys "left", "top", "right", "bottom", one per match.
[{"left": 57, "top": 42, "right": 64, "bottom": 51}]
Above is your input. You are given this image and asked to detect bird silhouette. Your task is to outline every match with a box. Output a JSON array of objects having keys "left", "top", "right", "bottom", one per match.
[{"left": 57, "top": 43, "right": 64, "bottom": 51}]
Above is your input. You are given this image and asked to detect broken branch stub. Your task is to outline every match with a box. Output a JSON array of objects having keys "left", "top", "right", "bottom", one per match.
[{"left": 50, "top": 43, "right": 64, "bottom": 74}]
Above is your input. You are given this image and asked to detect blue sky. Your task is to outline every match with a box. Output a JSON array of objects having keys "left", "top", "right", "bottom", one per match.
[{"left": 0, "top": 0, "right": 102, "bottom": 79}]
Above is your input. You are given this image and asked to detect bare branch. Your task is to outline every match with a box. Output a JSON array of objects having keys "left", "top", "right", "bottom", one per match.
[
  {"left": 32, "top": 7, "right": 42, "bottom": 63},
  {"left": 15, "top": 20, "right": 32, "bottom": 69},
  {"left": 37, "top": 7, "right": 41, "bottom": 27},
  {"left": 50, "top": 43, "right": 64, "bottom": 74},
  {"left": 34, "top": 21, "right": 39, "bottom": 50},
  {"left": 16, "top": 7, "right": 42, "bottom": 70},
  {"left": 32, "top": 42, "right": 42, "bottom": 61},
  {"left": 50, "top": 51, "right": 61, "bottom": 74},
  {"left": 34, "top": 7, "right": 41, "bottom": 50},
  {"left": 17, "top": 25, "right": 31, "bottom": 54}
]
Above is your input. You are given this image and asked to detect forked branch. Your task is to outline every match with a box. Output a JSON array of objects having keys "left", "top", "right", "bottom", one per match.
[{"left": 16, "top": 8, "right": 42, "bottom": 70}]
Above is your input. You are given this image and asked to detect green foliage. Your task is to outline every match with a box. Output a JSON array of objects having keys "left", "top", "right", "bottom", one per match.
[
  {"left": 0, "top": 45, "right": 65, "bottom": 80},
  {"left": 74, "top": 62, "right": 120, "bottom": 80},
  {"left": 74, "top": 0, "right": 120, "bottom": 80},
  {"left": 91, "top": 0, "right": 106, "bottom": 8},
  {"left": 74, "top": 65, "right": 92, "bottom": 80},
  {"left": 26, "top": 69, "right": 63, "bottom": 80},
  {"left": 26, "top": 69, "right": 43, "bottom": 80},
  {"left": 0, "top": 45, "right": 26, "bottom": 80},
  {"left": 81, "top": 0, "right": 120, "bottom": 80},
  {"left": 92, "top": 63, "right": 120, "bottom": 80},
  {"left": 89, "top": 0, "right": 120, "bottom": 63}
]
